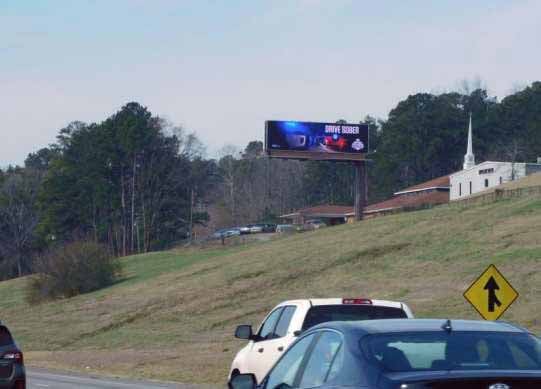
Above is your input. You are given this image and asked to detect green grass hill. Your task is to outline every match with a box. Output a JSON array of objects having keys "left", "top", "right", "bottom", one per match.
[{"left": 1, "top": 196, "right": 541, "bottom": 384}]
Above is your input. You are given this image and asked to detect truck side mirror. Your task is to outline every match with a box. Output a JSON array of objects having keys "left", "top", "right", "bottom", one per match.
[
  {"left": 229, "top": 374, "right": 257, "bottom": 389},
  {"left": 235, "top": 325, "right": 253, "bottom": 340}
]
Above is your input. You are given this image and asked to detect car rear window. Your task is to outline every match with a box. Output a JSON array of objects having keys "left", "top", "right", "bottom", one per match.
[
  {"left": 0, "top": 327, "right": 14, "bottom": 347},
  {"left": 360, "top": 331, "right": 541, "bottom": 372},
  {"left": 301, "top": 305, "right": 407, "bottom": 331}
]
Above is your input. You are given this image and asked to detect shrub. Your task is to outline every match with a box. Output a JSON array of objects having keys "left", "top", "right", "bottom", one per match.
[{"left": 27, "top": 240, "right": 121, "bottom": 303}]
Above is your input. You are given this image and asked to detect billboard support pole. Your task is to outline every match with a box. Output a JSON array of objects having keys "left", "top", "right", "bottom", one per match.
[{"left": 354, "top": 161, "right": 367, "bottom": 221}]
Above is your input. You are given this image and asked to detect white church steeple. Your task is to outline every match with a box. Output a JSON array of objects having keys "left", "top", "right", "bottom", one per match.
[{"left": 463, "top": 113, "right": 475, "bottom": 170}]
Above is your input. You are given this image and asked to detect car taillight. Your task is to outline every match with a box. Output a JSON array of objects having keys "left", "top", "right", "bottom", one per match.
[
  {"left": 343, "top": 298, "right": 372, "bottom": 305},
  {"left": 14, "top": 380, "right": 26, "bottom": 389},
  {"left": 3, "top": 351, "right": 23, "bottom": 364}
]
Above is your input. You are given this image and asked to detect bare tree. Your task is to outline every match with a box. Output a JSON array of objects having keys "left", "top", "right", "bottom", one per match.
[
  {"left": 0, "top": 169, "right": 42, "bottom": 278},
  {"left": 218, "top": 154, "right": 239, "bottom": 224},
  {"left": 506, "top": 139, "right": 527, "bottom": 181},
  {"left": 162, "top": 121, "right": 206, "bottom": 160},
  {"left": 488, "top": 139, "right": 528, "bottom": 181},
  {"left": 456, "top": 76, "right": 488, "bottom": 95}
]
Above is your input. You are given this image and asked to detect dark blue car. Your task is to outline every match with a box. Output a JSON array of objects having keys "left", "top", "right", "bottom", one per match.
[
  {"left": 229, "top": 319, "right": 541, "bottom": 389},
  {"left": 0, "top": 322, "right": 25, "bottom": 389}
]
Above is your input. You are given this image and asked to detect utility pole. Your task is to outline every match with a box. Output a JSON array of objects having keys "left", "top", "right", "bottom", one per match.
[
  {"left": 189, "top": 188, "right": 194, "bottom": 243},
  {"left": 265, "top": 155, "right": 271, "bottom": 220},
  {"left": 354, "top": 161, "right": 367, "bottom": 221}
]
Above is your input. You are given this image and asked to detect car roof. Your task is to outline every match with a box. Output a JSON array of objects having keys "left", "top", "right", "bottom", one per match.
[
  {"left": 276, "top": 298, "right": 405, "bottom": 309},
  {"left": 0, "top": 323, "right": 13, "bottom": 336},
  {"left": 309, "top": 319, "right": 529, "bottom": 335}
]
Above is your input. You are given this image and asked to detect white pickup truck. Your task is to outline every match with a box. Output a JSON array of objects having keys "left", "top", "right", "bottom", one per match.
[{"left": 229, "top": 298, "right": 414, "bottom": 383}]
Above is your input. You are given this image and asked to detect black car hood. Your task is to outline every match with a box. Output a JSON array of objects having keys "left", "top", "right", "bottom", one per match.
[{"left": 380, "top": 370, "right": 541, "bottom": 388}]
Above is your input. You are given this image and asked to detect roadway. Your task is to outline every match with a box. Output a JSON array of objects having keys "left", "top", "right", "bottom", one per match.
[{"left": 27, "top": 368, "right": 218, "bottom": 389}]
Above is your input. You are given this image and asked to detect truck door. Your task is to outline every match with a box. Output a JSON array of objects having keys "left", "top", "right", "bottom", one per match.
[{"left": 247, "top": 305, "right": 297, "bottom": 383}]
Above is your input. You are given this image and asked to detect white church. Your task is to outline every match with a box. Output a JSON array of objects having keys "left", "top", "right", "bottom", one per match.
[{"left": 450, "top": 115, "right": 541, "bottom": 200}]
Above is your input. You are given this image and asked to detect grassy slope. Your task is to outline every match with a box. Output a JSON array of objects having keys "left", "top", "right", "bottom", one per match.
[{"left": 2, "top": 197, "right": 541, "bottom": 383}]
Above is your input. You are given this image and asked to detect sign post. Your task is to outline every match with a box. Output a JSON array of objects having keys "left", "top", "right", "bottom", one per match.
[
  {"left": 463, "top": 264, "right": 519, "bottom": 321},
  {"left": 354, "top": 161, "right": 367, "bottom": 221}
]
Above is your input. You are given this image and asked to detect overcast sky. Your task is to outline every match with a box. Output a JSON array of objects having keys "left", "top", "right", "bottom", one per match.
[{"left": 1, "top": 0, "right": 540, "bottom": 167}]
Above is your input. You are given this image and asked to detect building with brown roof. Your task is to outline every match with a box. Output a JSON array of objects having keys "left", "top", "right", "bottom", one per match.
[
  {"left": 280, "top": 175, "right": 450, "bottom": 225},
  {"left": 365, "top": 175, "right": 450, "bottom": 217}
]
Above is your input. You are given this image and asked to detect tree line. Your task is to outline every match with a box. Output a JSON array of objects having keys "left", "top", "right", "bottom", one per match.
[
  {"left": 1, "top": 103, "right": 211, "bottom": 279},
  {"left": 2, "top": 82, "right": 541, "bottom": 281}
]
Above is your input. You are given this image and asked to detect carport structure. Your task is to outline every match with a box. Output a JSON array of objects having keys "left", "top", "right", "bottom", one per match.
[{"left": 279, "top": 205, "right": 354, "bottom": 226}]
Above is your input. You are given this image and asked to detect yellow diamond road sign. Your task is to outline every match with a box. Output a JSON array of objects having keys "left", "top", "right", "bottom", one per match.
[{"left": 464, "top": 264, "right": 519, "bottom": 321}]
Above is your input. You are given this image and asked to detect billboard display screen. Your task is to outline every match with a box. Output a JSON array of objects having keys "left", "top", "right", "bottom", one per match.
[{"left": 265, "top": 120, "right": 369, "bottom": 160}]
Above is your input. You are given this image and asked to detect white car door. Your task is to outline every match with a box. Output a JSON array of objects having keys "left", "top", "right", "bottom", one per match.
[{"left": 246, "top": 306, "right": 298, "bottom": 383}]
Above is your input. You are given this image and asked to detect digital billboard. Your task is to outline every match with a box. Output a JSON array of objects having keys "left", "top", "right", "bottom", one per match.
[{"left": 265, "top": 120, "right": 369, "bottom": 161}]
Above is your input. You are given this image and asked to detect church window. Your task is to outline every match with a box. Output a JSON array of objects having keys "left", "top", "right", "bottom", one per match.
[{"left": 479, "top": 168, "right": 494, "bottom": 175}]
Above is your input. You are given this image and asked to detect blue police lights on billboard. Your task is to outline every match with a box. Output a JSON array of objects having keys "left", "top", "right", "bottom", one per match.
[{"left": 265, "top": 120, "right": 369, "bottom": 160}]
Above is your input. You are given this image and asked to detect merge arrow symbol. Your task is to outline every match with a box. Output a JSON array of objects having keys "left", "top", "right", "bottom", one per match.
[{"left": 484, "top": 276, "right": 502, "bottom": 312}]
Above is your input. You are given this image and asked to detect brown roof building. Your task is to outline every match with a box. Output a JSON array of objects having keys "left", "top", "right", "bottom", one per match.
[
  {"left": 393, "top": 175, "right": 450, "bottom": 195},
  {"left": 279, "top": 175, "right": 451, "bottom": 224},
  {"left": 365, "top": 175, "right": 450, "bottom": 216}
]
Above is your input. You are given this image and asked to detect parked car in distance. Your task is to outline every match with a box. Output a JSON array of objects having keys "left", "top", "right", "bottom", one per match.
[
  {"left": 251, "top": 223, "right": 276, "bottom": 234},
  {"left": 239, "top": 225, "right": 252, "bottom": 235},
  {"left": 240, "top": 224, "right": 276, "bottom": 234},
  {"left": 249, "top": 224, "right": 264, "bottom": 234},
  {"left": 276, "top": 224, "right": 295, "bottom": 234},
  {"left": 261, "top": 224, "right": 277, "bottom": 233},
  {"left": 212, "top": 229, "right": 228, "bottom": 239},
  {"left": 303, "top": 219, "right": 326, "bottom": 231},
  {"left": 0, "top": 322, "right": 25, "bottom": 389},
  {"left": 224, "top": 228, "right": 241, "bottom": 238},
  {"left": 212, "top": 228, "right": 241, "bottom": 239},
  {"left": 230, "top": 319, "right": 541, "bottom": 389},
  {"left": 229, "top": 298, "right": 413, "bottom": 384}
]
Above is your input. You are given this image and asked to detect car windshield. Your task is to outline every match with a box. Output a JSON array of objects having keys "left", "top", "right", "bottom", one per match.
[
  {"left": 360, "top": 331, "right": 541, "bottom": 372},
  {"left": 301, "top": 305, "right": 407, "bottom": 331}
]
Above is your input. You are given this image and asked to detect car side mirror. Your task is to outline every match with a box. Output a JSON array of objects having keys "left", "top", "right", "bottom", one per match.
[
  {"left": 235, "top": 325, "right": 253, "bottom": 340},
  {"left": 293, "top": 330, "right": 302, "bottom": 337},
  {"left": 229, "top": 374, "right": 257, "bottom": 389}
]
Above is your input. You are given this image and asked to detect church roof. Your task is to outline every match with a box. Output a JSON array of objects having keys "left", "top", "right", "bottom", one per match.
[
  {"left": 365, "top": 190, "right": 449, "bottom": 214},
  {"left": 394, "top": 175, "right": 450, "bottom": 195}
]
